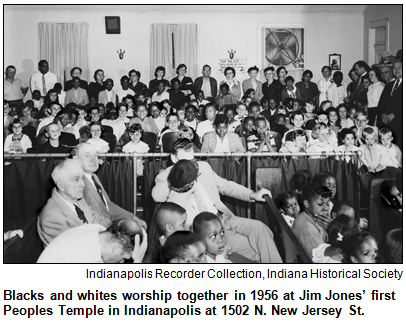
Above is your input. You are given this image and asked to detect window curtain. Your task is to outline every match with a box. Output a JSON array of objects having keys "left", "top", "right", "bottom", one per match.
[
  {"left": 150, "top": 23, "right": 173, "bottom": 80},
  {"left": 173, "top": 23, "right": 198, "bottom": 80},
  {"left": 38, "top": 22, "right": 89, "bottom": 83},
  {"left": 150, "top": 23, "right": 198, "bottom": 80}
]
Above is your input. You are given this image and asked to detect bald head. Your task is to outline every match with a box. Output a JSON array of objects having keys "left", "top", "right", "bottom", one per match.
[{"left": 72, "top": 143, "right": 99, "bottom": 174}]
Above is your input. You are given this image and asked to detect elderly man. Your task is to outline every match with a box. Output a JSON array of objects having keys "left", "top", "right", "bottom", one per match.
[
  {"left": 152, "top": 138, "right": 282, "bottom": 263},
  {"left": 37, "top": 158, "right": 111, "bottom": 246},
  {"left": 4, "top": 65, "right": 28, "bottom": 108},
  {"left": 194, "top": 65, "right": 218, "bottom": 99},
  {"left": 37, "top": 219, "right": 147, "bottom": 263},
  {"left": 72, "top": 143, "right": 147, "bottom": 228},
  {"left": 380, "top": 64, "right": 395, "bottom": 84},
  {"left": 30, "top": 60, "right": 57, "bottom": 97}
]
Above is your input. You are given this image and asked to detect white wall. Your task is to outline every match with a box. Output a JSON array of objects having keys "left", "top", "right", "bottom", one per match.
[
  {"left": 4, "top": 9, "right": 364, "bottom": 90},
  {"left": 363, "top": 5, "right": 402, "bottom": 63}
]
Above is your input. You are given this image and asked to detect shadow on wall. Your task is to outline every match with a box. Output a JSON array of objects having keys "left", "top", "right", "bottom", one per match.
[{"left": 16, "top": 59, "right": 35, "bottom": 102}]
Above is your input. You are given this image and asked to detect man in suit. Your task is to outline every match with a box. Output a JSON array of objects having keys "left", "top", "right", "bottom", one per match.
[
  {"left": 72, "top": 143, "right": 147, "bottom": 228},
  {"left": 64, "top": 77, "right": 89, "bottom": 106},
  {"left": 377, "top": 60, "right": 403, "bottom": 150},
  {"left": 194, "top": 65, "right": 218, "bottom": 100},
  {"left": 37, "top": 159, "right": 111, "bottom": 246},
  {"left": 347, "top": 60, "right": 370, "bottom": 106},
  {"left": 152, "top": 139, "right": 282, "bottom": 263}
]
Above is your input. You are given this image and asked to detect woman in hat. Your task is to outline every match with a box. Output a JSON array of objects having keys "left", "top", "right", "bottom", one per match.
[
  {"left": 242, "top": 65, "right": 263, "bottom": 102},
  {"left": 220, "top": 67, "right": 242, "bottom": 101}
]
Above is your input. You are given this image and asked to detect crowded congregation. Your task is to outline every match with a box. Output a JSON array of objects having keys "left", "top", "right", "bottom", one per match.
[{"left": 3, "top": 5, "right": 402, "bottom": 264}]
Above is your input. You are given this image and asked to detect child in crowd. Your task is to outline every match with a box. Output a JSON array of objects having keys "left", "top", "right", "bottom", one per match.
[
  {"left": 383, "top": 228, "right": 402, "bottom": 263},
  {"left": 378, "top": 127, "right": 402, "bottom": 169},
  {"left": 360, "top": 127, "right": 387, "bottom": 173},
  {"left": 193, "top": 212, "right": 232, "bottom": 263},
  {"left": 235, "top": 103, "right": 248, "bottom": 123},
  {"left": 161, "top": 230, "right": 207, "bottom": 263},
  {"left": 87, "top": 121, "right": 110, "bottom": 153},
  {"left": 116, "top": 76, "right": 135, "bottom": 103},
  {"left": 216, "top": 83, "right": 237, "bottom": 108},
  {"left": 168, "top": 79, "right": 186, "bottom": 109},
  {"left": 306, "top": 123, "right": 336, "bottom": 157},
  {"left": 344, "top": 232, "right": 379, "bottom": 263},
  {"left": 248, "top": 101, "right": 261, "bottom": 118},
  {"left": 21, "top": 105, "right": 39, "bottom": 129},
  {"left": 347, "top": 106, "right": 357, "bottom": 123},
  {"left": 122, "top": 124, "right": 150, "bottom": 176},
  {"left": 319, "top": 100, "right": 333, "bottom": 112},
  {"left": 291, "top": 184, "right": 331, "bottom": 258},
  {"left": 89, "top": 106, "right": 102, "bottom": 122},
  {"left": 159, "top": 113, "right": 180, "bottom": 146},
  {"left": 149, "top": 102, "right": 165, "bottom": 132},
  {"left": 312, "top": 172, "right": 337, "bottom": 209},
  {"left": 31, "top": 90, "right": 43, "bottom": 109},
  {"left": 247, "top": 117, "right": 278, "bottom": 152},
  {"left": 156, "top": 202, "right": 187, "bottom": 246},
  {"left": 279, "top": 129, "right": 307, "bottom": 155},
  {"left": 282, "top": 111, "right": 305, "bottom": 143},
  {"left": 4, "top": 118, "right": 32, "bottom": 154},
  {"left": 196, "top": 90, "right": 209, "bottom": 106},
  {"left": 275, "top": 191, "right": 301, "bottom": 227},
  {"left": 326, "top": 107, "right": 340, "bottom": 135},
  {"left": 124, "top": 95, "right": 135, "bottom": 117},
  {"left": 224, "top": 105, "right": 240, "bottom": 132},
  {"left": 184, "top": 105, "right": 198, "bottom": 131},
  {"left": 37, "top": 123, "right": 71, "bottom": 153},
  {"left": 53, "top": 83, "right": 66, "bottom": 107},
  {"left": 196, "top": 103, "right": 218, "bottom": 140},
  {"left": 271, "top": 114, "right": 289, "bottom": 137},
  {"left": 303, "top": 99, "right": 316, "bottom": 123},
  {"left": 336, "top": 128, "right": 361, "bottom": 163},
  {"left": 177, "top": 107, "right": 186, "bottom": 126},
  {"left": 337, "top": 105, "right": 355, "bottom": 129},
  {"left": 98, "top": 79, "right": 117, "bottom": 106},
  {"left": 117, "top": 104, "right": 130, "bottom": 125},
  {"left": 312, "top": 214, "right": 360, "bottom": 263},
  {"left": 151, "top": 80, "right": 170, "bottom": 103},
  {"left": 235, "top": 116, "right": 256, "bottom": 139}
]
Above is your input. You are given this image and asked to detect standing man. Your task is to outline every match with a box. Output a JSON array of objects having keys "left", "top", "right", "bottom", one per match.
[
  {"left": 379, "top": 64, "right": 395, "bottom": 84},
  {"left": 30, "top": 60, "right": 57, "bottom": 98},
  {"left": 377, "top": 60, "right": 403, "bottom": 150},
  {"left": 72, "top": 143, "right": 147, "bottom": 228},
  {"left": 4, "top": 65, "right": 28, "bottom": 109},
  {"left": 194, "top": 64, "right": 218, "bottom": 100},
  {"left": 347, "top": 60, "right": 370, "bottom": 106}
]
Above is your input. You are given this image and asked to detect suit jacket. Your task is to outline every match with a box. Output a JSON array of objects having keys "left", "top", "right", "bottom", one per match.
[
  {"left": 194, "top": 76, "right": 218, "bottom": 98},
  {"left": 242, "top": 79, "right": 263, "bottom": 101},
  {"left": 152, "top": 161, "right": 252, "bottom": 219},
  {"left": 64, "top": 79, "right": 88, "bottom": 91},
  {"left": 37, "top": 188, "right": 97, "bottom": 246},
  {"left": 377, "top": 79, "right": 403, "bottom": 118},
  {"left": 65, "top": 87, "right": 89, "bottom": 106},
  {"left": 83, "top": 175, "right": 134, "bottom": 222},
  {"left": 201, "top": 131, "right": 246, "bottom": 153},
  {"left": 98, "top": 90, "right": 117, "bottom": 106}
]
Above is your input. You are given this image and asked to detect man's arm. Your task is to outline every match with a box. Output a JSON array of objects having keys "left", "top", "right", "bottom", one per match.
[{"left": 151, "top": 168, "right": 171, "bottom": 202}]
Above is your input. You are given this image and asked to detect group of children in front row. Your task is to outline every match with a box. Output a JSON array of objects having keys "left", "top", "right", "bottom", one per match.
[{"left": 151, "top": 170, "right": 402, "bottom": 264}]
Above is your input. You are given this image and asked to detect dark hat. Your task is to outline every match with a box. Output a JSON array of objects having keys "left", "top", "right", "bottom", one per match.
[
  {"left": 248, "top": 65, "right": 259, "bottom": 73},
  {"left": 168, "top": 159, "right": 198, "bottom": 189}
]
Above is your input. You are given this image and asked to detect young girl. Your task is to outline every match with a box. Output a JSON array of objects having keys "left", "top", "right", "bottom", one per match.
[
  {"left": 87, "top": 121, "right": 110, "bottom": 153},
  {"left": 303, "top": 99, "right": 316, "bottom": 123},
  {"left": 151, "top": 80, "right": 170, "bottom": 103},
  {"left": 282, "top": 111, "right": 305, "bottom": 143},
  {"left": 306, "top": 123, "right": 336, "bottom": 158},
  {"left": 337, "top": 104, "right": 355, "bottom": 129},
  {"left": 279, "top": 129, "right": 307, "bottom": 156},
  {"left": 336, "top": 128, "right": 361, "bottom": 163},
  {"left": 4, "top": 118, "right": 32, "bottom": 154},
  {"left": 312, "top": 214, "right": 360, "bottom": 263},
  {"left": 235, "top": 103, "right": 248, "bottom": 123},
  {"left": 149, "top": 102, "right": 165, "bottom": 132},
  {"left": 312, "top": 172, "right": 337, "bottom": 207},
  {"left": 344, "top": 232, "right": 379, "bottom": 263},
  {"left": 275, "top": 191, "right": 301, "bottom": 227},
  {"left": 326, "top": 107, "right": 341, "bottom": 135},
  {"left": 122, "top": 124, "right": 150, "bottom": 176}
]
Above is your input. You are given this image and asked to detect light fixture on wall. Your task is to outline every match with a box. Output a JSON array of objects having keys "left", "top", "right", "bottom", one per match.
[
  {"left": 117, "top": 49, "right": 125, "bottom": 60},
  {"left": 228, "top": 49, "right": 236, "bottom": 59}
]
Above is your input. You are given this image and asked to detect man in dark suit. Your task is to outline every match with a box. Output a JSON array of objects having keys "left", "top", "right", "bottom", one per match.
[
  {"left": 377, "top": 60, "right": 403, "bottom": 150},
  {"left": 347, "top": 60, "right": 370, "bottom": 106},
  {"left": 194, "top": 65, "right": 218, "bottom": 100},
  {"left": 72, "top": 143, "right": 147, "bottom": 228}
]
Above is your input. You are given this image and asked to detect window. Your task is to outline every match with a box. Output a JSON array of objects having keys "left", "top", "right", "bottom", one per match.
[{"left": 368, "top": 19, "right": 390, "bottom": 64}]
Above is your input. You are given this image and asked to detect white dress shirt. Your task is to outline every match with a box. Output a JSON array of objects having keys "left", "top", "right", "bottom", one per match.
[{"left": 30, "top": 72, "right": 57, "bottom": 96}]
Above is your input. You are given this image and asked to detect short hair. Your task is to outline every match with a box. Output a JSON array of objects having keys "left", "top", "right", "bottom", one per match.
[
  {"left": 173, "top": 138, "right": 194, "bottom": 153},
  {"left": 128, "top": 123, "right": 143, "bottom": 135},
  {"left": 254, "top": 116, "right": 267, "bottom": 127},
  {"left": 118, "top": 103, "right": 128, "bottom": 111},
  {"left": 321, "top": 65, "right": 332, "bottom": 73},
  {"left": 362, "top": 126, "right": 375, "bottom": 138},
  {"left": 353, "top": 60, "right": 370, "bottom": 72},
  {"left": 166, "top": 112, "right": 179, "bottom": 122},
  {"left": 378, "top": 127, "right": 393, "bottom": 138},
  {"left": 161, "top": 231, "right": 203, "bottom": 263},
  {"left": 224, "top": 105, "right": 236, "bottom": 115},
  {"left": 128, "top": 69, "right": 141, "bottom": 78},
  {"left": 70, "top": 142, "right": 93, "bottom": 156},
  {"left": 205, "top": 102, "right": 219, "bottom": 112},
  {"left": 248, "top": 101, "right": 260, "bottom": 113},
  {"left": 71, "top": 76, "right": 80, "bottom": 83},
  {"left": 51, "top": 158, "right": 83, "bottom": 186},
  {"left": 193, "top": 212, "right": 221, "bottom": 235},
  {"left": 120, "top": 75, "right": 130, "bottom": 83},
  {"left": 105, "top": 78, "right": 114, "bottom": 85},
  {"left": 289, "top": 110, "right": 305, "bottom": 123},
  {"left": 285, "top": 76, "right": 295, "bottom": 83},
  {"left": 202, "top": 64, "right": 211, "bottom": 70},
  {"left": 275, "top": 191, "right": 298, "bottom": 209},
  {"left": 355, "top": 110, "right": 368, "bottom": 119},
  {"left": 6, "top": 65, "right": 16, "bottom": 72},
  {"left": 38, "top": 60, "right": 48, "bottom": 67},
  {"left": 339, "top": 128, "right": 356, "bottom": 142},
  {"left": 8, "top": 118, "right": 23, "bottom": 132},
  {"left": 264, "top": 66, "right": 275, "bottom": 73},
  {"left": 243, "top": 116, "right": 255, "bottom": 125},
  {"left": 213, "top": 114, "right": 229, "bottom": 127},
  {"left": 276, "top": 66, "right": 287, "bottom": 76},
  {"left": 89, "top": 120, "right": 103, "bottom": 129},
  {"left": 176, "top": 64, "right": 187, "bottom": 74},
  {"left": 156, "top": 202, "right": 186, "bottom": 234},
  {"left": 302, "top": 69, "right": 313, "bottom": 78},
  {"left": 383, "top": 228, "right": 403, "bottom": 263},
  {"left": 285, "top": 129, "right": 306, "bottom": 142},
  {"left": 219, "top": 83, "right": 230, "bottom": 91},
  {"left": 333, "top": 71, "right": 343, "bottom": 79},
  {"left": 45, "top": 122, "right": 59, "bottom": 134},
  {"left": 312, "top": 171, "right": 335, "bottom": 186},
  {"left": 93, "top": 69, "right": 104, "bottom": 81},
  {"left": 224, "top": 67, "right": 236, "bottom": 77},
  {"left": 135, "top": 102, "right": 147, "bottom": 112},
  {"left": 344, "top": 231, "right": 376, "bottom": 262},
  {"left": 154, "top": 66, "right": 166, "bottom": 78},
  {"left": 302, "top": 184, "right": 332, "bottom": 202},
  {"left": 106, "top": 218, "right": 143, "bottom": 252},
  {"left": 369, "top": 67, "right": 384, "bottom": 82},
  {"left": 70, "top": 67, "right": 82, "bottom": 75}
]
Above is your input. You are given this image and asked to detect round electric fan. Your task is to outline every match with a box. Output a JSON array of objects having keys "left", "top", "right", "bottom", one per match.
[{"left": 265, "top": 29, "right": 300, "bottom": 66}]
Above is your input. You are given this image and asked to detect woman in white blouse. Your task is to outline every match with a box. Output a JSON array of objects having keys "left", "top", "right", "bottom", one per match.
[
  {"left": 367, "top": 67, "right": 385, "bottom": 126},
  {"left": 220, "top": 67, "right": 242, "bottom": 102}
]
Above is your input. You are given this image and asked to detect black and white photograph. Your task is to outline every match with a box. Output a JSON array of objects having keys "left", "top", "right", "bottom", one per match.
[{"left": 3, "top": 4, "right": 403, "bottom": 266}]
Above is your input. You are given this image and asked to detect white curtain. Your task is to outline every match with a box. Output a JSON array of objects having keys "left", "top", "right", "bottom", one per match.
[
  {"left": 150, "top": 23, "right": 198, "bottom": 80},
  {"left": 38, "top": 22, "right": 89, "bottom": 83}
]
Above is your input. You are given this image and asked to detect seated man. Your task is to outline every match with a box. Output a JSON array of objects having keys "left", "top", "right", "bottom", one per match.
[
  {"left": 71, "top": 143, "right": 146, "bottom": 228},
  {"left": 37, "top": 159, "right": 111, "bottom": 246},
  {"left": 151, "top": 138, "right": 282, "bottom": 263},
  {"left": 37, "top": 218, "right": 147, "bottom": 263}
]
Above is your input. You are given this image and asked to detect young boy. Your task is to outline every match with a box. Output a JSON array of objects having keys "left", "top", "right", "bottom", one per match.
[
  {"left": 156, "top": 202, "right": 187, "bottom": 246},
  {"left": 98, "top": 79, "right": 117, "bottom": 106},
  {"left": 184, "top": 105, "right": 198, "bottom": 131},
  {"left": 151, "top": 80, "right": 170, "bottom": 103},
  {"left": 31, "top": 90, "right": 43, "bottom": 109},
  {"left": 196, "top": 103, "right": 218, "bottom": 141},
  {"left": 306, "top": 123, "right": 336, "bottom": 158},
  {"left": 216, "top": 83, "right": 237, "bottom": 109},
  {"left": 193, "top": 212, "right": 231, "bottom": 263},
  {"left": 291, "top": 184, "right": 331, "bottom": 258},
  {"left": 360, "top": 127, "right": 388, "bottom": 173},
  {"left": 37, "top": 123, "right": 71, "bottom": 153},
  {"left": 161, "top": 231, "right": 207, "bottom": 263},
  {"left": 116, "top": 76, "right": 135, "bottom": 103},
  {"left": 247, "top": 117, "right": 278, "bottom": 152},
  {"left": 378, "top": 127, "right": 402, "bottom": 169}
]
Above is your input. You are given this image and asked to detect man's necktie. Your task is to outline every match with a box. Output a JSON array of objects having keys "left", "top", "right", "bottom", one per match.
[
  {"left": 392, "top": 79, "right": 400, "bottom": 96},
  {"left": 74, "top": 204, "right": 88, "bottom": 223},
  {"left": 92, "top": 175, "right": 106, "bottom": 206},
  {"left": 42, "top": 74, "right": 47, "bottom": 96}
]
